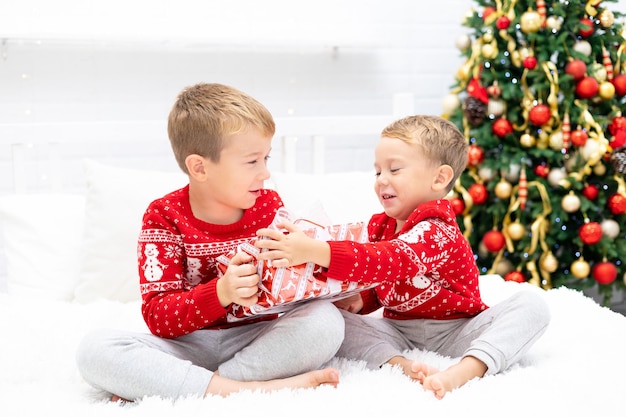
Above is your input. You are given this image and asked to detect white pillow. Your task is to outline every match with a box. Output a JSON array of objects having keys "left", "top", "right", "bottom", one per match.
[
  {"left": 0, "top": 193, "right": 85, "bottom": 300},
  {"left": 74, "top": 160, "right": 187, "bottom": 303},
  {"left": 270, "top": 171, "right": 381, "bottom": 224}
]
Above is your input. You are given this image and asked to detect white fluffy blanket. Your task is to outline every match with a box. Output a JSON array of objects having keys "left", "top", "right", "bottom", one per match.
[{"left": 2, "top": 275, "right": 624, "bottom": 416}]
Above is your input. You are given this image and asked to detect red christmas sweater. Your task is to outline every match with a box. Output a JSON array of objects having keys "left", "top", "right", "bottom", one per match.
[
  {"left": 326, "top": 199, "right": 488, "bottom": 320},
  {"left": 137, "top": 186, "right": 284, "bottom": 338}
]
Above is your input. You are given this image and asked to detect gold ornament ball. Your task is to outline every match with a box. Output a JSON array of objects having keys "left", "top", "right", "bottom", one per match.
[
  {"left": 573, "top": 40, "right": 592, "bottom": 56},
  {"left": 599, "top": 81, "right": 616, "bottom": 100},
  {"left": 442, "top": 94, "right": 461, "bottom": 114},
  {"left": 549, "top": 131, "right": 563, "bottom": 151},
  {"left": 482, "top": 43, "right": 498, "bottom": 59},
  {"left": 494, "top": 180, "right": 513, "bottom": 199},
  {"left": 561, "top": 193, "right": 581, "bottom": 212},
  {"left": 541, "top": 252, "right": 559, "bottom": 273},
  {"left": 455, "top": 34, "right": 471, "bottom": 51},
  {"left": 601, "top": 219, "right": 620, "bottom": 239},
  {"left": 547, "top": 168, "right": 566, "bottom": 187},
  {"left": 623, "top": 271, "right": 626, "bottom": 286},
  {"left": 478, "top": 166, "right": 496, "bottom": 181},
  {"left": 593, "top": 162, "right": 606, "bottom": 176},
  {"left": 520, "top": 11, "right": 542, "bottom": 33},
  {"left": 546, "top": 16, "right": 563, "bottom": 31},
  {"left": 463, "top": 8, "right": 475, "bottom": 25},
  {"left": 507, "top": 222, "right": 525, "bottom": 240},
  {"left": 599, "top": 10, "right": 615, "bottom": 28},
  {"left": 520, "top": 133, "right": 536, "bottom": 148},
  {"left": 519, "top": 47, "right": 531, "bottom": 60},
  {"left": 580, "top": 140, "right": 601, "bottom": 161},
  {"left": 571, "top": 259, "right": 590, "bottom": 279},
  {"left": 487, "top": 99, "right": 506, "bottom": 117},
  {"left": 495, "top": 258, "right": 514, "bottom": 276},
  {"left": 456, "top": 64, "right": 470, "bottom": 81}
]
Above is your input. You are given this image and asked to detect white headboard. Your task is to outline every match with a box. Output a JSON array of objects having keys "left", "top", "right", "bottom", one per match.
[{"left": 0, "top": 93, "right": 414, "bottom": 195}]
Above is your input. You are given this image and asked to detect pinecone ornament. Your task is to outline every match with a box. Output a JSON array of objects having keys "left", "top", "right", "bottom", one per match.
[
  {"left": 610, "top": 146, "right": 626, "bottom": 174},
  {"left": 464, "top": 96, "right": 487, "bottom": 126}
]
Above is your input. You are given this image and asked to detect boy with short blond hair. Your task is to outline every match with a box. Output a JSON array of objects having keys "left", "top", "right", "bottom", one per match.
[
  {"left": 255, "top": 114, "right": 550, "bottom": 399},
  {"left": 76, "top": 83, "right": 344, "bottom": 402}
]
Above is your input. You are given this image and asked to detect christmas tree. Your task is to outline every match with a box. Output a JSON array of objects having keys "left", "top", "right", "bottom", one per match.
[{"left": 442, "top": 0, "right": 626, "bottom": 305}]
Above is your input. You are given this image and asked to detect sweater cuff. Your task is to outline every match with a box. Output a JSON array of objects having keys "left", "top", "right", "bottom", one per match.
[
  {"left": 326, "top": 241, "right": 358, "bottom": 281},
  {"left": 195, "top": 279, "right": 229, "bottom": 316},
  {"left": 359, "top": 288, "right": 381, "bottom": 315}
]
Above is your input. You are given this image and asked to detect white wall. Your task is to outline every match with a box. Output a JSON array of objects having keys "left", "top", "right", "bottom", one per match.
[{"left": 0, "top": 0, "right": 474, "bottom": 187}]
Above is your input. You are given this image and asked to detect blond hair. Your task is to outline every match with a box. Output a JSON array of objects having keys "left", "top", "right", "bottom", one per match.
[
  {"left": 167, "top": 83, "right": 276, "bottom": 173},
  {"left": 381, "top": 115, "right": 468, "bottom": 191}
]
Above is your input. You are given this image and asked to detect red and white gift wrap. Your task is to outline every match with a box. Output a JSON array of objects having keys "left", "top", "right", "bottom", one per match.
[{"left": 217, "top": 217, "right": 376, "bottom": 321}]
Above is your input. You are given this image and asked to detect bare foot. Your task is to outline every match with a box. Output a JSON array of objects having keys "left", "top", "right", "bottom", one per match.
[
  {"left": 205, "top": 368, "right": 340, "bottom": 397},
  {"left": 110, "top": 394, "right": 131, "bottom": 404},
  {"left": 387, "top": 356, "right": 439, "bottom": 383},
  {"left": 422, "top": 356, "right": 487, "bottom": 400}
]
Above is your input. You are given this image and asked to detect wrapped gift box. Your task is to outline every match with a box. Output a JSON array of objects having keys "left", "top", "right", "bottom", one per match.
[{"left": 217, "top": 216, "right": 377, "bottom": 322}]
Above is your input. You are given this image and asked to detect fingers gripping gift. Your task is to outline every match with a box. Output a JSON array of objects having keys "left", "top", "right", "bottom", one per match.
[{"left": 217, "top": 208, "right": 377, "bottom": 322}]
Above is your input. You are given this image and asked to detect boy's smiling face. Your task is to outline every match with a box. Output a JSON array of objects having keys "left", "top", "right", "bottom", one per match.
[{"left": 374, "top": 136, "right": 449, "bottom": 224}]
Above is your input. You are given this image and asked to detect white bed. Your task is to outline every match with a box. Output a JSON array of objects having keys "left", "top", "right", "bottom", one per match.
[{"left": 1, "top": 115, "right": 625, "bottom": 416}]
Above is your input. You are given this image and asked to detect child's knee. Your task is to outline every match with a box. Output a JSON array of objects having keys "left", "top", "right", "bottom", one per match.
[
  {"left": 512, "top": 291, "right": 551, "bottom": 329},
  {"left": 305, "top": 301, "right": 345, "bottom": 351}
]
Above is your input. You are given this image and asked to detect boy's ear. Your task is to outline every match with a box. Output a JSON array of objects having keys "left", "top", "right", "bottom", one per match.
[
  {"left": 185, "top": 154, "right": 208, "bottom": 181},
  {"left": 433, "top": 164, "right": 454, "bottom": 191}
]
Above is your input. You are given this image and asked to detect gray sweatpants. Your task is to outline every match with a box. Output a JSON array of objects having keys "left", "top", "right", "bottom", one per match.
[
  {"left": 338, "top": 290, "right": 550, "bottom": 374},
  {"left": 76, "top": 300, "right": 344, "bottom": 401}
]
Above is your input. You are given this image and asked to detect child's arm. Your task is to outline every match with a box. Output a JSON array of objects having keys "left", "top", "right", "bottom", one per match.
[{"left": 254, "top": 221, "right": 331, "bottom": 268}]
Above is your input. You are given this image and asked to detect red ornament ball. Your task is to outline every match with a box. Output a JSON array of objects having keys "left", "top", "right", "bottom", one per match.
[
  {"left": 610, "top": 131, "right": 626, "bottom": 149},
  {"left": 523, "top": 56, "right": 538, "bottom": 70},
  {"left": 482, "top": 6, "right": 496, "bottom": 21},
  {"left": 496, "top": 16, "right": 511, "bottom": 30},
  {"left": 608, "top": 193, "right": 626, "bottom": 215},
  {"left": 529, "top": 104, "right": 551, "bottom": 125},
  {"left": 582, "top": 184, "right": 599, "bottom": 200},
  {"left": 468, "top": 183, "right": 488, "bottom": 204},
  {"left": 534, "top": 164, "right": 549, "bottom": 178},
  {"left": 612, "top": 74, "right": 626, "bottom": 97},
  {"left": 592, "top": 261, "right": 618, "bottom": 285},
  {"left": 609, "top": 116, "right": 626, "bottom": 136},
  {"left": 492, "top": 118, "right": 513, "bottom": 138},
  {"left": 504, "top": 271, "right": 526, "bottom": 283},
  {"left": 579, "top": 222, "right": 603, "bottom": 245},
  {"left": 483, "top": 230, "right": 506, "bottom": 252},
  {"left": 467, "top": 144, "right": 485, "bottom": 166},
  {"left": 450, "top": 197, "right": 465, "bottom": 215},
  {"left": 579, "top": 18, "right": 595, "bottom": 37},
  {"left": 565, "top": 59, "right": 587, "bottom": 80},
  {"left": 576, "top": 77, "right": 599, "bottom": 99},
  {"left": 570, "top": 129, "right": 588, "bottom": 146}
]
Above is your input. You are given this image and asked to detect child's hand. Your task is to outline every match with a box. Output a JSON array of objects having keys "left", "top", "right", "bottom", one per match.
[
  {"left": 216, "top": 251, "right": 260, "bottom": 307},
  {"left": 333, "top": 294, "right": 364, "bottom": 313},
  {"left": 254, "top": 221, "right": 311, "bottom": 267},
  {"left": 255, "top": 220, "right": 334, "bottom": 268}
]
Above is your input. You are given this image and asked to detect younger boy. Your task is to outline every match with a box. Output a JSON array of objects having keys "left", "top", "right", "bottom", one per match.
[
  {"left": 254, "top": 115, "right": 550, "bottom": 399},
  {"left": 76, "top": 83, "right": 344, "bottom": 402}
]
